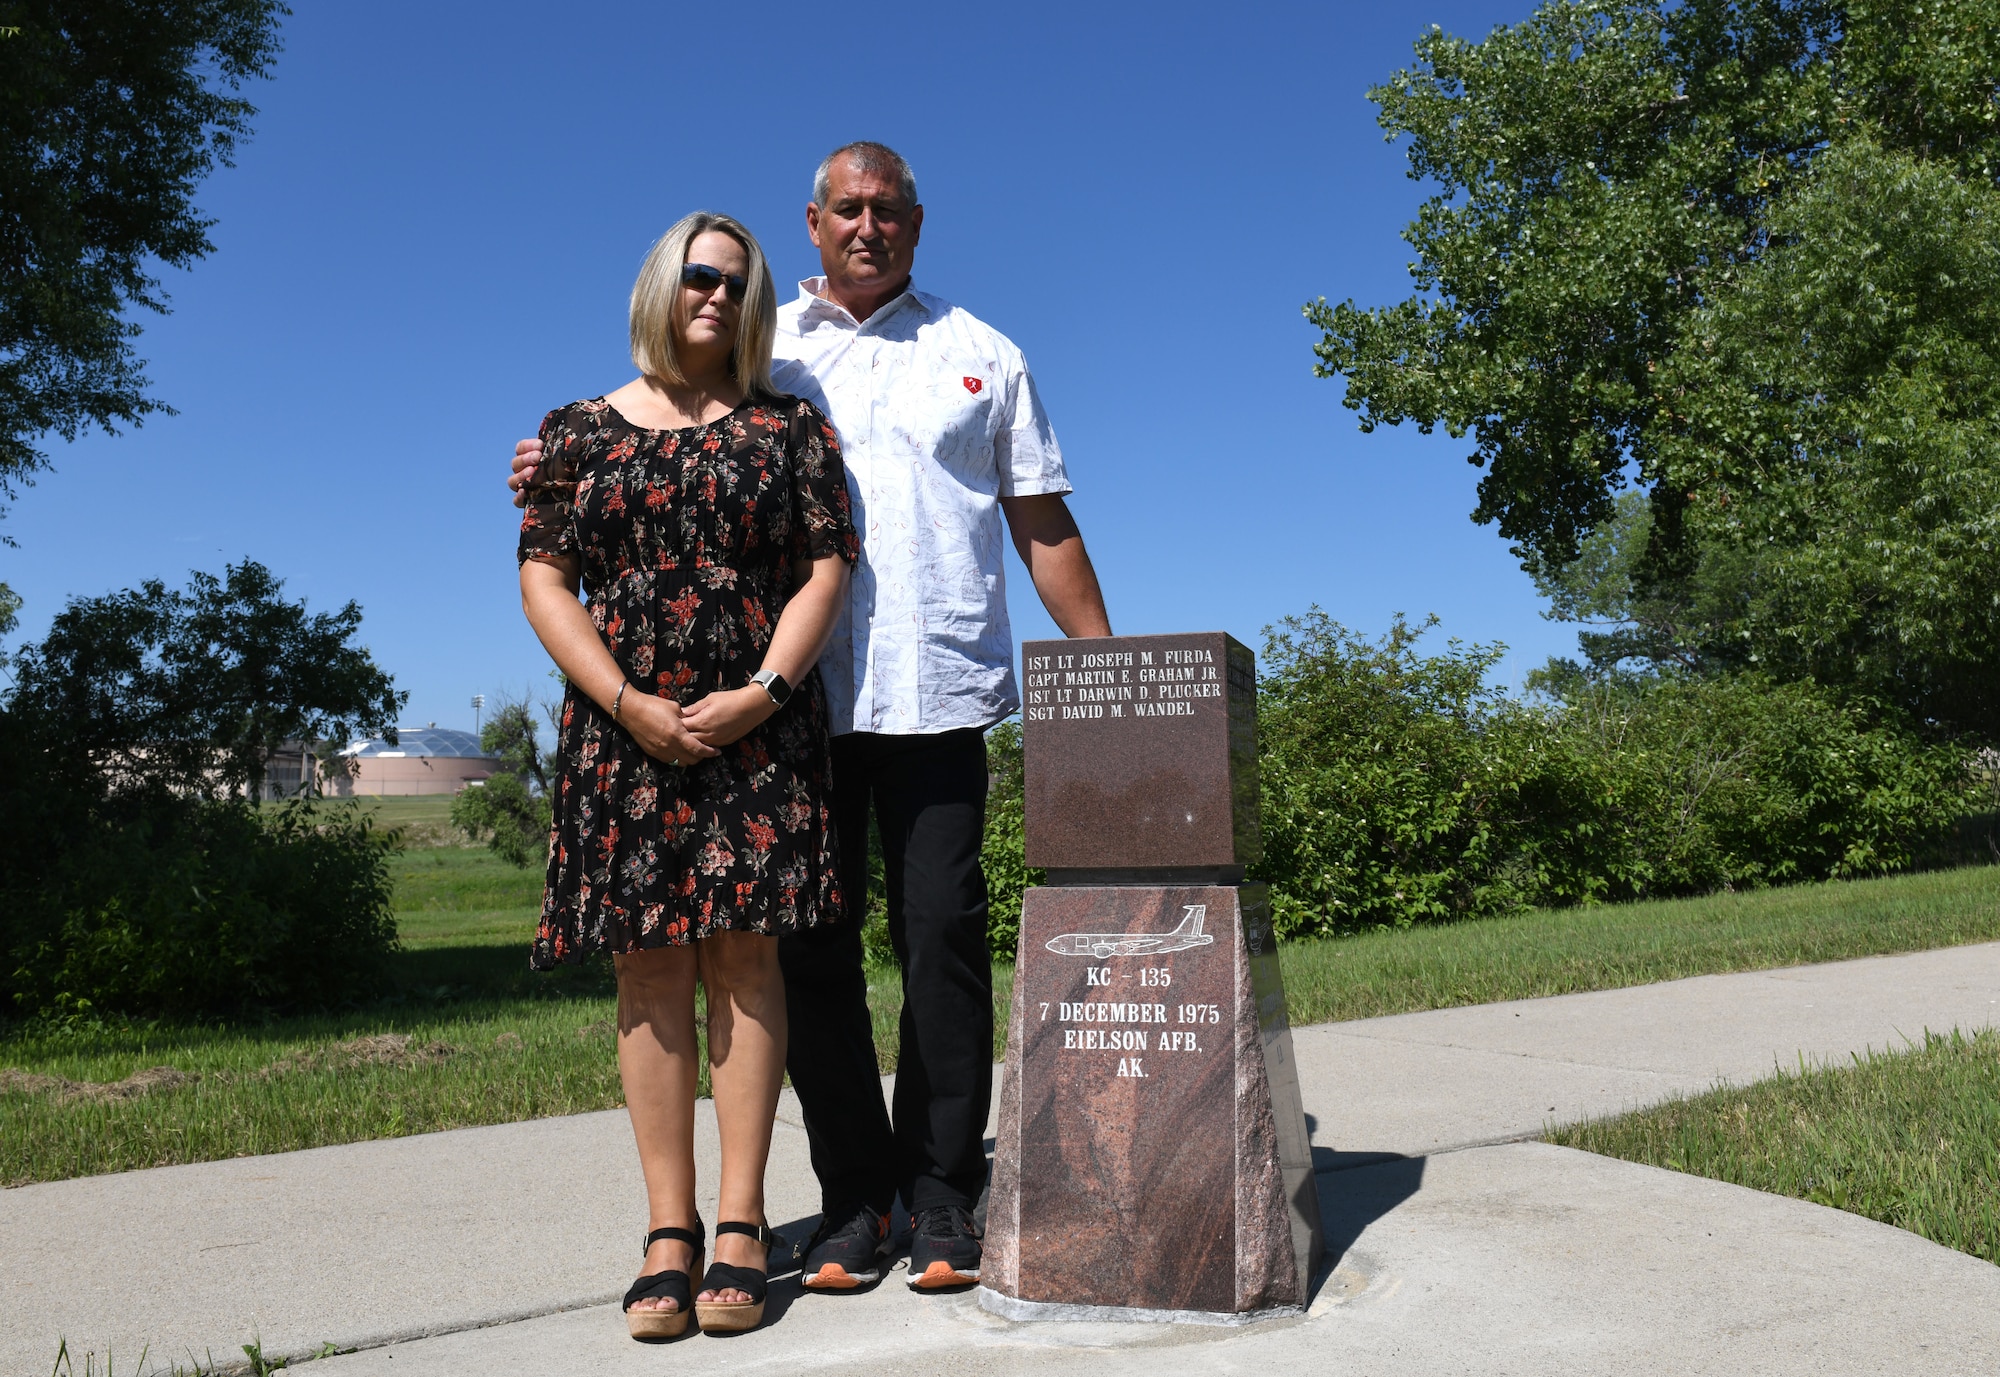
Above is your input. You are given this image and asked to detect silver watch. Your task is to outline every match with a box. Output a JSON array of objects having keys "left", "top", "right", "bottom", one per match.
[{"left": 751, "top": 668, "right": 793, "bottom": 708}]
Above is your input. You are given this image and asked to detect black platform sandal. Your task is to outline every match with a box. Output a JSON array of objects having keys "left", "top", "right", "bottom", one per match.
[
  {"left": 624, "top": 1220, "right": 704, "bottom": 1340},
  {"left": 695, "top": 1221, "right": 774, "bottom": 1333}
]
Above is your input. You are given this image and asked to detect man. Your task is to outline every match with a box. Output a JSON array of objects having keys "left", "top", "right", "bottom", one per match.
[{"left": 511, "top": 140, "right": 1110, "bottom": 1293}]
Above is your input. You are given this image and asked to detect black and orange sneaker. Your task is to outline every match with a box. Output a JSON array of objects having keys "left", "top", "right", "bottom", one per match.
[
  {"left": 799, "top": 1203, "right": 891, "bottom": 1291},
  {"left": 906, "top": 1204, "right": 982, "bottom": 1291}
]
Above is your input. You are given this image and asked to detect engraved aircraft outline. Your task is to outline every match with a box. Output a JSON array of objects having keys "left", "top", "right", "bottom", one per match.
[{"left": 1045, "top": 905, "right": 1215, "bottom": 959}]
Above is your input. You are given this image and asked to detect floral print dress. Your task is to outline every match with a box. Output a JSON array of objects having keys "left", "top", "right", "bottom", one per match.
[{"left": 517, "top": 394, "right": 858, "bottom": 967}]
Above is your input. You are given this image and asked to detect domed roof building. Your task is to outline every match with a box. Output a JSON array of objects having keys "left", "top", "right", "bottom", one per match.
[{"left": 331, "top": 725, "right": 500, "bottom": 797}]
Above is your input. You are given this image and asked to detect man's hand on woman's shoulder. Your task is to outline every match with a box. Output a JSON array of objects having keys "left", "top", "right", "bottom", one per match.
[{"left": 508, "top": 437, "right": 543, "bottom": 508}]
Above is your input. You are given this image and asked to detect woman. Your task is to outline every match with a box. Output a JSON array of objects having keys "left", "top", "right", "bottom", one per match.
[{"left": 516, "top": 211, "right": 856, "bottom": 1339}]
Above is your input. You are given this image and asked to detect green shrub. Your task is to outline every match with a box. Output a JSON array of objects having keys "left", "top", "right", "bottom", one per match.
[
  {"left": 1251, "top": 610, "right": 1980, "bottom": 939},
  {"left": 1252, "top": 612, "right": 1548, "bottom": 934},
  {"left": 452, "top": 771, "right": 549, "bottom": 868},
  {"left": 981, "top": 721, "right": 1041, "bottom": 962},
  {"left": 899, "top": 621, "right": 1982, "bottom": 953},
  {"left": 2, "top": 794, "right": 398, "bottom": 1023},
  {"left": 1535, "top": 677, "right": 1980, "bottom": 899},
  {"left": 857, "top": 814, "right": 895, "bottom": 969},
  {"left": 451, "top": 697, "right": 555, "bottom": 867}
]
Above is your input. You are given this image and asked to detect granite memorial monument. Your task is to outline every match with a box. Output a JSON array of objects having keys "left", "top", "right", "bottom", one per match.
[{"left": 980, "top": 632, "right": 1323, "bottom": 1322}]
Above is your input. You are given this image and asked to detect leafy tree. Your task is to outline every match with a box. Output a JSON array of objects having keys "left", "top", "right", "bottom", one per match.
[
  {"left": 7, "top": 559, "right": 403, "bottom": 799},
  {"left": 1657, "top": 137, "right": 2000, "bottom": 732},
  {"left": 0, "top": 580, "right": 17, "bottom": 637},
  {"left": 451, "top": 696, "right": 555, "bottom": 867},
  {"left": 0, "top": 1, "right": 287, "bottom": 516},
  {"left": 1307, "top": 0, "right": 1845, "bottom": 574},
  {"left": 1307, "top": 0, "right": 2000, "bottom": 731},
  {"left": 0, "top": 558, "right": 400, "bottom": 1022}
]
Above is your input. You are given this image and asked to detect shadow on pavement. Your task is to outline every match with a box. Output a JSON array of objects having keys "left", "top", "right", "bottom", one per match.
[
  {"left": 1306, "top": 1118, "right": 1427, "bottom": 1273},
  {"left": 1315, "top": 1153, "right": 1427, "bottom": 1273}
]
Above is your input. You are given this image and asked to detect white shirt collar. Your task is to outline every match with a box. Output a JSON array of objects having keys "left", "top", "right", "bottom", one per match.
[{"left": 794, "top": 276, "right": 930, "bottom": 331}]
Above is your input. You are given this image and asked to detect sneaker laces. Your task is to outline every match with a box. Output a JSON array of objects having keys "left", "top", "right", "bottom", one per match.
[
  {"left": 813, "top": 1202, "right": 883, "bottom": 1249},
  {"left": 913, "top": 1204, "right": 977, "bottom": 1241}
]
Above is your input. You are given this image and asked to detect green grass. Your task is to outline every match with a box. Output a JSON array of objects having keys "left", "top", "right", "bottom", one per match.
[
  {"left": 1, "top": 999, "right": 627, "bottom": 1188},
  {"left": 1549, "top": 1029, "right": 2000, "bottom": 1266},
  {"left": 389, "top": 846, "right": 545, "bottom": 948},
  {"left": 341, "top": 794, "right": 467, "bottom": 848},
  {"left": 0, "top": 845, "right": 624, "bottom": 1188},
  {"left": 0, "top": 842, "right": 1011, "bottom": 1188},
  {"left": 5, "top": 844, "right": 1999, "bottom": 1188},
  {"left": 1272, "top": 863, "right": 2000, "bottom": 1025}
]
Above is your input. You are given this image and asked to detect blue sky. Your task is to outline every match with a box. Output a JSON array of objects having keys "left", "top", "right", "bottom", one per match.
[{"left": 7, "top": 0, "right": 1579, "bottom": 732}]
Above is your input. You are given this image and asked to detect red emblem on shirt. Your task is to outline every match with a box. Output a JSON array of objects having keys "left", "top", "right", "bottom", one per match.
[{"left": 962, "top": 376, "right": 984, "bottom": 395}]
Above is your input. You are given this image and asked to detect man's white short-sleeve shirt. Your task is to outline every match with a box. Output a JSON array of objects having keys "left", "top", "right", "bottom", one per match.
[{"left": 773, "top": 278, "right": 1070, "bottom": 737}]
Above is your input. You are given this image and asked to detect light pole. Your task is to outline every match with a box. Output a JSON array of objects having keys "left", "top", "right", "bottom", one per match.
[{"left": 472, "top": 694, "right": 485, "bottom": 738}]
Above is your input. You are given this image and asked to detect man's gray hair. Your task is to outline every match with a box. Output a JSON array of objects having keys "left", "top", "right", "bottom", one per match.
[{"left": 812, "top": 141, "right": 919, "bottom": 208}]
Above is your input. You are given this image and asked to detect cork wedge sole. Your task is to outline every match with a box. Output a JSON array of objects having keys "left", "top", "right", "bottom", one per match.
[
  {"left": 692, "top": 1297, "right": 766, "bottom": 1332},
  {"left": 625, "top": 1304, "right": 693, "bottom": 1340},
  {"left": 624, "top": 1221, "right": 703, "bottom": 1344},
  {"left": 695, "top": 1221, "right": 774, "bottom": 1335}
]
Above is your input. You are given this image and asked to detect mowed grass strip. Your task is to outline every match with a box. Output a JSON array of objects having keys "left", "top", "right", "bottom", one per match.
[
  {"left": 1274, "top": 863, "right": 2000, "bottom": 1026},
  {"left": 5, "top": 849, "right": 1999, "bottom": 1187},
  {"left": 1549, "top": 1029, "right": 2000, "bottom": 1266},
  {"left": 0, "top": 847, "right": 629, "bottom": 1188},
  {"left": 0, "top": 846, "right": 1012, "bottom": 1186},
  {"left": 0, "top": 1001, "right": 626, "bottom": 1188}
]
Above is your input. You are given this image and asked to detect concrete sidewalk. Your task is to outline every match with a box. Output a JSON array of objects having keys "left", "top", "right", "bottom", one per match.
[{"left": 5, "top": 942, "right": 1998, "bottom": 1375}]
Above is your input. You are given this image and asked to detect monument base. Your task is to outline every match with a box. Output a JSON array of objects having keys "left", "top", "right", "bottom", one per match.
[
  {"left": 972, "top": 1286, "right": 1303, "bottom": 1327},
  {"left": 982, "top": 883, "right": 1321, "bottom": 1316}
]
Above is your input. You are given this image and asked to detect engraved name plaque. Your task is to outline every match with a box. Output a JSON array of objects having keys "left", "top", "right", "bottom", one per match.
[{"left": 1020, "top": 632, "right": 1260, "bottom": 873}]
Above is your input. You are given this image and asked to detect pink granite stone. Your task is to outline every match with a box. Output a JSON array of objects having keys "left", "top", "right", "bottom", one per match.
[
  {"left": 983, "top": 884, "right": 1320, "bottom": 1316},
  {"left": 1019, "top": 633, "right": 1260, "bottom": 872}
]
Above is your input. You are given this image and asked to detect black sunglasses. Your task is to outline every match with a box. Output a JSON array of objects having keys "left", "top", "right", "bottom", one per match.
[{"left": 682, "top": 262, "right": 748, "bottom": 302}]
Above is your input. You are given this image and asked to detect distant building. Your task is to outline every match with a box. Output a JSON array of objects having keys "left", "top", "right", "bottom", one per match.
[
  {"left": 258, "top": 741, "right": 321, "bottom": 800},
  {"left": 330, "top": 725, "right": 500, "bottom": 797}
]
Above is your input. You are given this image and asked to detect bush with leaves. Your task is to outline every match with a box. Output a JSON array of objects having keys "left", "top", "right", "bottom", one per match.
[
  {"left": 1252, "top": 611, "right": 1553, "bottom": 935},
  {"left": 2, "top": 791, "right": 397, "bottom": 1021},
  {"left": 1541, "top": 677, "right": 1981, "bottom": 897},
  {"left": 1251, "top": 610, "right": 1979, "bottom": 939},
  {"left": 451, "top": 696, "right": 556, "bottom": 867},
  {"left": 980, "top": 721, "right": 1042, "bottom": 961},
  {"left": 0, "top": 561, "right": 403, "bottom": 1022}
]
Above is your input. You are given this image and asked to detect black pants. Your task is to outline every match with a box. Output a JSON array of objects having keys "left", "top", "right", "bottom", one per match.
[{"left": 778, "top": 727, "right": 993, "bottom": 1218}]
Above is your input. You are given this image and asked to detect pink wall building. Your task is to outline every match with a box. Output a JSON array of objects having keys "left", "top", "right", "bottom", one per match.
[{"left": 329, "top": 726, "right": 499, "bottom": 797}]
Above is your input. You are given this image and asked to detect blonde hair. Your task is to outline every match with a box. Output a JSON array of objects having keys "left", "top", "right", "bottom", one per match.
[{"left": 629, "top": 212, "right": 778, "bottom": 397}]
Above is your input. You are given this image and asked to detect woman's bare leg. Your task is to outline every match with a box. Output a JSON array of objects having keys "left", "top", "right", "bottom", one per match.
[
  {"left": 695, "top": 930, "right": 788, "bottom": 1303},
  {"left": 616, "top": 944, "right": 702, "bottom": 1314}
]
